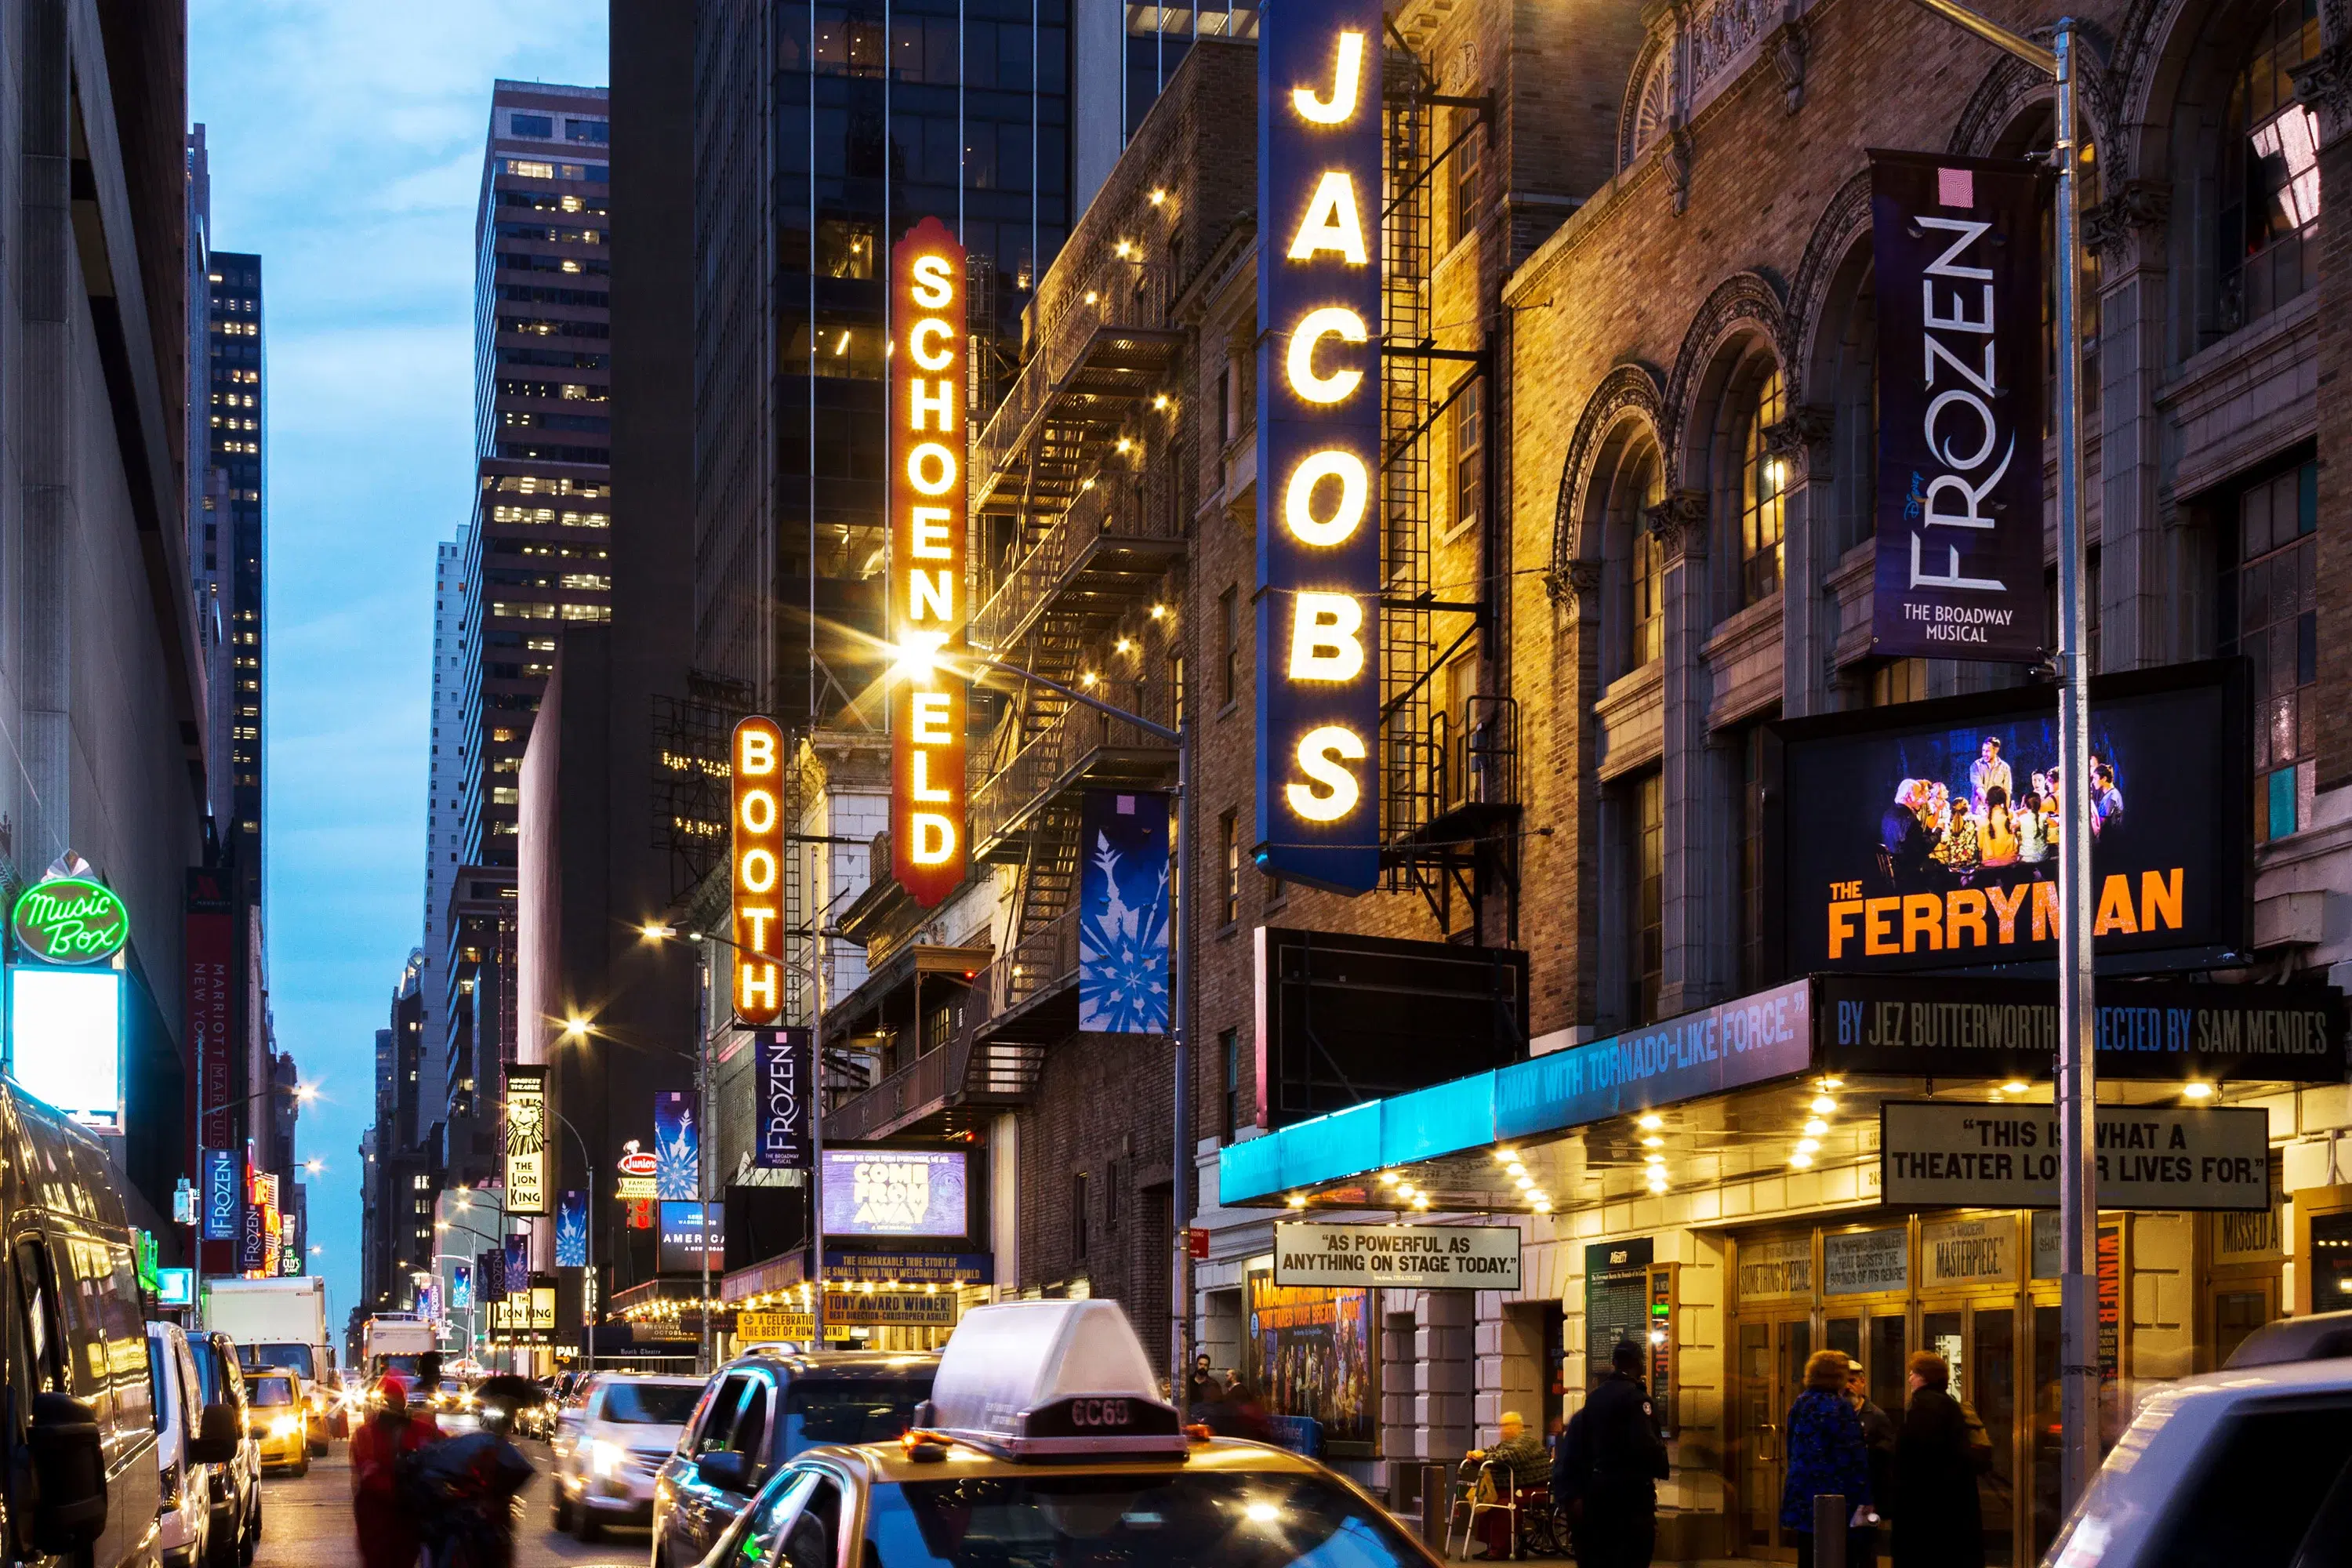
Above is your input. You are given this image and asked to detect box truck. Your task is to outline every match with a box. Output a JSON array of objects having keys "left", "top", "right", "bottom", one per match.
[{"left": 205, "top": 1276, "right": 337, "bottom": 1451}]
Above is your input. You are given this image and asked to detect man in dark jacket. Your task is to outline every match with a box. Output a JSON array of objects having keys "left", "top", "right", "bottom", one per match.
[{"left": 1555, "top": 1341, "right": 1671, "bottom": 1568}]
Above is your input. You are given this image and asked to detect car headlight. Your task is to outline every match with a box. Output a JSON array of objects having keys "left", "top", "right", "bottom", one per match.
[
  {"left": 269, "top": 1417, "right": 299, "bottom": 1439},
  {"left": 590, "top": 1439, "right": 622, "bottom": 1478}
]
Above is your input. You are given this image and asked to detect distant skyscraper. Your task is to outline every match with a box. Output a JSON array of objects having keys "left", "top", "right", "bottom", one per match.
[
  {"left": 425, "top": 82, "right": 612, "bottom": 1185},
  {"left": 205, "top": 250, "right": 267, "bottom": 905}
]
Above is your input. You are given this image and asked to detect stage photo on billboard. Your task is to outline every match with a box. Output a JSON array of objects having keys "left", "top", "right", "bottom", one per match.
[
  {"left": 822, "top": 1148, "right": 969, "bottom": 1239},
  {"left": 1763, "top": 662, "right": 2249, "bottom": 980},
  {"left": 1246, "top": 1269, "right": 1377, "bottom": 1457}
]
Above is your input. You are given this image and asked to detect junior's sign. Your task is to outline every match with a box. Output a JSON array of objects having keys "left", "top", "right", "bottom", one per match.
[
  {"left": 1274, "top": 1221, "right": 1521, "bottom": 1291},
  {"left": 1763, "top": 662, "right": 2250, "bottom": 979},
  {"left": 731, "top": 715, "right": 786, "bottom": 1025},
  {"left": 503, "top": 1065, "right": 549, "bottom": 1217},
  {"left": 1818, "top": 974, "right": 2346, "bottom": 1082},
  {"left": 889, "top": 216, "right": 968, "bottom": 907},
  {"left": 1869, "top": 151, "right": 2048, "bottom": 662},
  {"left": 1880, "top": 1102, "right": 2268, "bottom": 1211},
  {"left": 1256, "top": 1, "right": 1383, "bottom": 894}
]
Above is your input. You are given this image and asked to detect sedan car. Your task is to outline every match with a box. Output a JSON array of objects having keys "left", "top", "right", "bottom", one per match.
[
  {"left": 243, "top": 1372, "right": 308, "bottom": 1476},
  {"left": 550, "top": 1374, "right": 705, "bottom": 1541},
  {"left": 652, "top": 1351, "right": 937, "bottom": 1568}
]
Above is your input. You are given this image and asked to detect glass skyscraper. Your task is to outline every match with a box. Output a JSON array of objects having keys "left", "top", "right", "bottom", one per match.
[{"left": 695, "top": 2, "right": 1085, "bottom": 724}]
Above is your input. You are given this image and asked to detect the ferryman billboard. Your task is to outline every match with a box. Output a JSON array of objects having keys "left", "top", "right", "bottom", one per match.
[{"left": 1760, "top": 661, "right": 2250, "bottom": 981}]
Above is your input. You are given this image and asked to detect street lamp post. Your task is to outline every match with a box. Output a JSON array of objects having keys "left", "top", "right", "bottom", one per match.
[
  {"left": 1900, "top": 0, "right": 2099, "bottom": 1510},
  {"left": 927, "top": 644, "right": 1191, "bottom": 1397}
]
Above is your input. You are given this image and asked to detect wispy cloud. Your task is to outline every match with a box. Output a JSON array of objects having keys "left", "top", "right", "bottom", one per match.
[{"left": 191, "top": 0, "right": 608, "bottom": 1318}]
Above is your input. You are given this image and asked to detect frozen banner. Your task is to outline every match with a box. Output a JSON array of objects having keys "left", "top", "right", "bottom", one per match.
[
  {"left": 1870, "top": 150, "right": 2049, "bottom": 663},
  {"left": 754, "top": 1030, "right": 812, "bottom": 1171},
  {"left": 450, "top": 1262, "right": 474, "bottom": 1311},
  {"left": 1078, "top": 790, "right": 1171, "bottom": 1033},
  {"left": 479, "top": 1246, "right": 506, "bottom": 1303},
  {"left": 555, "top": 1190, "right": 588, "bottom": 1268},
  {"left": 505, "top": 1232, "right": 528, "bottom": 1296},
  {"left": 203, "top": 1148, "right": 238, "bottom": 1240},
  {"left": 655, "top": 1091, "right": 698, "bottom": 1200}
]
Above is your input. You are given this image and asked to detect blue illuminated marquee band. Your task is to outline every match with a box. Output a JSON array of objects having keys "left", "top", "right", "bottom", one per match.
[{"left": 1255, "top": 0, "right": 1384, "bottom": 895}]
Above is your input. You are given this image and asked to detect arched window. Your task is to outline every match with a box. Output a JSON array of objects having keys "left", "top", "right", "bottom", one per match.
[
  {"left": 1627, "top": 51, "right": 1674, "bottom": 168},
  {"left": 1738, "top": 369, "right": 1786, "bottom": 605},
  {"left": 1622, "top": 449, "right": 1664, "bottom": 671},
  {"left": 2219, "top": 0, "right": 2322, "bottom": 330}
]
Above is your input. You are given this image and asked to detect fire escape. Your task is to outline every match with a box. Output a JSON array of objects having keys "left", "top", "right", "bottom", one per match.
[
  {"left": 827, "top": 229, "right": 1189, "bottom": 1143},
  {"left": 1377, "top": 31, "right": 1519, "bottom": 943}
]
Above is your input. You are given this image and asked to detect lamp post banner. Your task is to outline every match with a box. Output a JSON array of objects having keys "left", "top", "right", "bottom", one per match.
[
  {"left": 1868, "top": 150, "right": 2049, "bottom": 663},
  {"left": 203, "top": 1148, "right": 238, "bottom": 1241},
  {"left": 753, "top": 1029, "right": 813, "bottom": 1170},
  {"left": 556, "top": 1190, "right": 589, "bottom": 1267},
  {"left": 655, "top": 1090, "right": 699, "bottom": 1199},
  {"left": 504, "top": 1233, "right": 529, "bottom": 1297},
  {"left": 503, "top": 1064, "right": 550, "bottom": 1215},
  {"left": 1078, "top": 790, "right": 1171, "bottom": 1033}
]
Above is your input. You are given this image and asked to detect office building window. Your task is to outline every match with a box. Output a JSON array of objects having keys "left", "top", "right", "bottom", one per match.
[
  {"left": 1738, "top": 370, "right": 1786, "bottom": 606},
  {"left": 1219, "top": 587, "right": 1238, "bottom": 708},
  {"left": 1453, "top": 105, "right": 1486, "bottom": 242},
  {"left": 2220, "top": 0, "right": 2322, "bottom": 331},
  {"left": 1221, "top": 1028, "right": 1242, "bottom": 1140},
  {"left": 2221, "top": 456, "right": 2318, "bottom": 839},
  {"left": 1453, "top": 378, "right": 1485, "bottom": 539},
  {"left": 1221, "top": 812, "right": 1239, "bottom": 927},
  {"left": 1632, "top": 771, "right": 1664, "bottom": 1025}
]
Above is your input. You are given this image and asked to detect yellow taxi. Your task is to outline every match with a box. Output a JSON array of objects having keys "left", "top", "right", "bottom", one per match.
[
  {"left": 686, "top": 1299, "right": 1441, "bottom": 1568},
  {"left": 245, "top": 1370, "right": 310, "bottom": 1475}
]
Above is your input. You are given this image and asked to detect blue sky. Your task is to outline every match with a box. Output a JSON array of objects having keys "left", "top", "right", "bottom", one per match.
[{"left": 190, "top": 1, "right": 608, "bottom": 1327}]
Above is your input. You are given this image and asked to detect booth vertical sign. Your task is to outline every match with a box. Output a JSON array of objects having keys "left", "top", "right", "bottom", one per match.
[
  {"left": 1869, "top": 151, "right": 2049, "bottom": 662},
  {"left": 731, "top": 715, "right": 786, "bottom": 1025},
  {"left": 1257, "top": 4, "right": 1383, "bottom": 894},
  {"left": 890, "top": 216, "right": 969, "bottom": 906},
  {"left": 504, "top": 1064, "right": 549, "bottom": 1215}
]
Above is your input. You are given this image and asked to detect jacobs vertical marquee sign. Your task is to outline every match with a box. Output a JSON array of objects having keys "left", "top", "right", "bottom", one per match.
[
  {"left": 1257, "top": 2, "right": 1383, "bottom": 894},
  {"left": 731, "top": 714, "right": 786, "bottom": 1025},
  {"left": 890, "top": 216, "right": 969, "bottom": 906}
]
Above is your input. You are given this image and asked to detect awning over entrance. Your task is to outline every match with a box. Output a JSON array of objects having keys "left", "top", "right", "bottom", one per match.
[{"left": 1216, "top": 974, "right": 2346, "bottom": 1214}]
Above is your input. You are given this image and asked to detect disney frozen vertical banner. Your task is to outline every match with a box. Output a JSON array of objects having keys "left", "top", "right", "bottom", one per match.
[
  {"left": 555, "top": 1190, "right": 588, "bottom": 1267},
  {"left": 1870, "top": 149, "right": 2049, "bottom": 664},
  {"left": 1078, "top": 789, "right": 1171, "bottom": 1034},
  {"left": 504, "top": 1233, "right": 529, "bottom": 1297},
  {"left": 654, "top": 1091, "right": 699, "bottom": 1200}
]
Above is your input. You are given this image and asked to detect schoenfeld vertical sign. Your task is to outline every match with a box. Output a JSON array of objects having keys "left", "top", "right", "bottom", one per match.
[
  {"left": 890, "top": 216, "right": 969, "bottom": 906},
  {"left": 1869, "top": 151, "right": 2049, "bottom": 663},
  {"left": 1257, "top": 2, "right": 1382, "bottom": 894}
]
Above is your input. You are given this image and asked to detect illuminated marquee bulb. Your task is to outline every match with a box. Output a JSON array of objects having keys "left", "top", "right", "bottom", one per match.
[
  {"left": 1287, "top": 726, "right": 1366, "bottom": 822},
  {"left": 1284, "top": 307, "right": 1368, "bottom": 404},
  {"left": 1291, "top": 31, "right": 1366, "bottom": 124},
  {"left": 1283, "top": 451, "right": 1368, "bottom": 546}
]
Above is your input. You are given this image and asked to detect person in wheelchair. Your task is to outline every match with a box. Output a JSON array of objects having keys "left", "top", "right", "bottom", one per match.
[{"left": 1465, "top": 1410, "right": 1552, "bottom": 1559}]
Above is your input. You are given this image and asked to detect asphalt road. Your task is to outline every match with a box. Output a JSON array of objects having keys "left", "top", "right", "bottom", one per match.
[{"left": 250, "top": 1442, "right": 650, "bottom": 1568}]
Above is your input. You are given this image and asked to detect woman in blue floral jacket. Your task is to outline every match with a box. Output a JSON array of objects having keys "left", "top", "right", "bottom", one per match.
[{"left": 1780, "top": 1349, "right": 1872, "bottom": 1568}]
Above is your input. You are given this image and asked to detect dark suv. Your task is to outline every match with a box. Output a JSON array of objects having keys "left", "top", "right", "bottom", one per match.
[{"left": 650, "top": 1350, "right": 937, "bottom": 1568}]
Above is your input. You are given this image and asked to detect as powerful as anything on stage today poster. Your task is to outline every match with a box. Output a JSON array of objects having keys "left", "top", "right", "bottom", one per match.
[
  {"left": 1869, "top": 150, "right": 2049, "bottom": 663},
  {"left": 1247, "top": 1269, "right": 1377, "bottom": 1457}
]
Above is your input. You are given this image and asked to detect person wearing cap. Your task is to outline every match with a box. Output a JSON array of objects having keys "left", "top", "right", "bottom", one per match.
[
  {"left": 1466, "top": 1410, "right": 1549, "bottom": 1559},
  {"left": 350, "top": 1373, "right": 437, "bottom": 1568},
  {"left": 1558, "top": 1340, "right": 1671, "bottom": 1568}
]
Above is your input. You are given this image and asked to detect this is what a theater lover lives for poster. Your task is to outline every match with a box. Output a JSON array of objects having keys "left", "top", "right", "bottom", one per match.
[
  {"left": 1247, "top": 1269, "right": 1377, "bottom": 1456},
  {"left": 1761, "top": 662, "right": 2250, "bottom": 981}
]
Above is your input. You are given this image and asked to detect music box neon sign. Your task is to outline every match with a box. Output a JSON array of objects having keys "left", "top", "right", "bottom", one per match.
[{"left": 1256, "top": 9, "right": 1383, "bottom": 895}]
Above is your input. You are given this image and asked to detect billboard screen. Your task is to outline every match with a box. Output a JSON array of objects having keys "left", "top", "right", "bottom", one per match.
[
  {"left": 822, "top": 1149, "right": 969, "bottom": 1239},
  {"left": 657, "top": 1202, "right": 724, "bottom": 1275},
  {"left": 9, "top": 967, "right": 123, "bottom": 1124},
  {"left": 1763, "top": 662, "right": 2249, "bottom": 980}
]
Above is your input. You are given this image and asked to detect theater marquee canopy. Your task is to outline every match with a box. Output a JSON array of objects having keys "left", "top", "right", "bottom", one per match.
[{"left": 1216, "top": 974, "right": 2343, "bottom": 1214}]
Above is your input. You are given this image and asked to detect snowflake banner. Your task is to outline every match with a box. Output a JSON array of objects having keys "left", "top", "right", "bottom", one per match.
[
  {"left": 1079, "top": 790, "right": 1171, "bottom": 1034},
  {"left": 654, "top": 1091, "right": 699, "bottom": 1200},
  {"left": 555, "top": 1189, "right": 588, "bottom": 1267}
]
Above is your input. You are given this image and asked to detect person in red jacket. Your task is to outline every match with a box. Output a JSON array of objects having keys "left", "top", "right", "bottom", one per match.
[{"left": 351, "top": 1374, "right": 439, "bottom": 1568}]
